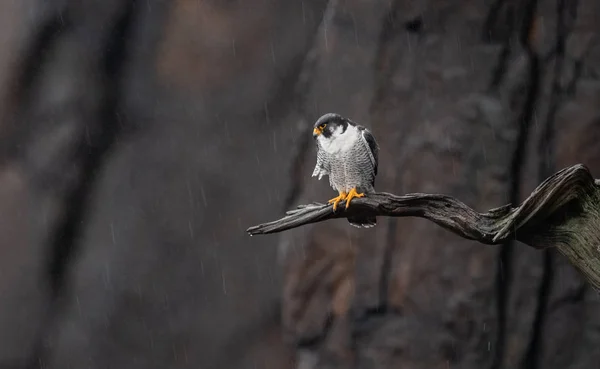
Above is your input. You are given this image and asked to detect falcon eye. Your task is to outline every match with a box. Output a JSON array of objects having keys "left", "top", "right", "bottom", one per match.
[{"left": 319, "top": 124, "right": 326, "bottom": 129}]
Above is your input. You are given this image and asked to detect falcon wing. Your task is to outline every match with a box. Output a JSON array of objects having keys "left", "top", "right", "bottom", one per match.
[
  {"left": 358, "top": 126, "right": 379, "bottom": 176},
  {"left": 312, "top": 146, "right": 330, "bottom": 180}
]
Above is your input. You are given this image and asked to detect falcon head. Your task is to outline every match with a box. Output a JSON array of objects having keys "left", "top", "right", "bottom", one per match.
[{"left": 312, "top": 113, "right": 348, "bottom": 139}]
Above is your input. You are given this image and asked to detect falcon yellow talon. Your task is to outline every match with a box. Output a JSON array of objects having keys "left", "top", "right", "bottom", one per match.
[
  {"left": 327, "top": 192, "right": 347, "bottom": 212},
  {"left": 345, "top": 187, "right": 365, "bottom": 209}
]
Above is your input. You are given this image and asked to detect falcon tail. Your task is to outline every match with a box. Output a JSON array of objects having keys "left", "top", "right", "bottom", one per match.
[{"left": 348, "top": 216, "right": 376, "bottom": 228}]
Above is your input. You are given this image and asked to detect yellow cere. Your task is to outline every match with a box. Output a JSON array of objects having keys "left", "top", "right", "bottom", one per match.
[{"left": 313, "top": 124, "right": 326, "bottom": 136}]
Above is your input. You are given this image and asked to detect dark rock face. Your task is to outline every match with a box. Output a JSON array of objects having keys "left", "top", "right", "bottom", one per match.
[{"left": 0, "top": 0, "right": 598, "bottom": 368}]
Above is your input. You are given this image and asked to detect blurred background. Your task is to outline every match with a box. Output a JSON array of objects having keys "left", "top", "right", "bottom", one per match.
[{"left": 0, "top": 0, "right": 598, "bottom": 368}]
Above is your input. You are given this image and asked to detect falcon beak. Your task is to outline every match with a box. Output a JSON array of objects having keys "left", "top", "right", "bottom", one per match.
[{"left": 313, "top": 127, "right": 322, "bottom": 137}]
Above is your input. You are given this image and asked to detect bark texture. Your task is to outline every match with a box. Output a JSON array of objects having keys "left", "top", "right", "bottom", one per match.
[{"left": 0, "top": 0, "right": 599, "bottom": 368}]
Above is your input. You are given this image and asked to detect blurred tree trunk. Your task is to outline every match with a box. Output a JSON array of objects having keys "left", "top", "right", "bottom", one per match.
[
  {"left": 282, "top": 1, "right": 600, "bottom": 369},
  {"left": 0, "top": 0, "right": 598, "bottom": 369}
]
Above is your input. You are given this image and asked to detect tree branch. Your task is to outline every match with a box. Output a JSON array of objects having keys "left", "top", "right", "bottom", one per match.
[{"left": 247, "top": 164, "right": 600, "bottom": 290}]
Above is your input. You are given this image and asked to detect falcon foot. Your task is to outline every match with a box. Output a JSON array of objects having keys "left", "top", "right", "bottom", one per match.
[
  {"left": 345, "top": 187, "right": 365, "bottom": 209},
  {"left": 328, "top": 191, "right": 347, "bottom": 212}
]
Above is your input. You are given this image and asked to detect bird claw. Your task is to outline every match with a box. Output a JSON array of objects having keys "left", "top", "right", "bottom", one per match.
[
  {"left": 328, "top": 192, "right": 347, "bottom": 212},
  {"left": 327, "top": 189, "right": 365, "bottom": 211},
  {"left": 345, "top": 187, "right": 365, "bottom": 209}
]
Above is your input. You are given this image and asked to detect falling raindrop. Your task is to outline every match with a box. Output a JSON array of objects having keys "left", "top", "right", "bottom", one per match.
[
  {"left": 270, "top": 41, "right": 276, "bottom": 64},
  {"left": 110, "top": 222, "right": 116, "bottom": 244},
  {"left": 200, "top": 185, "right": 208, "bottom": 207},
  {"left": 324, "top": 22, "right": 329, "bottom": 51},
  {"left": 351, "top": 13, "right": 359, "bottom": 46},
  {"left": 76, "top": 296, "right": 82, "bottom": 316},
  {"left": 264, "top": 102, "right": 271, "bottom": 127},
  {"left": 188, "top": 220, "right": 194, "bottom": 239}
]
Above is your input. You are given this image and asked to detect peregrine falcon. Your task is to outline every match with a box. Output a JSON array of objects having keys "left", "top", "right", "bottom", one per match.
[{"left": 311, "top": 113, "right": 379, "bottom": 228}]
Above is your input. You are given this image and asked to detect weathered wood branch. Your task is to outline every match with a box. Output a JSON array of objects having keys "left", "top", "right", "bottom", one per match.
[{"left": 247, "top": 164, "right": 600, "bottom": 290}]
